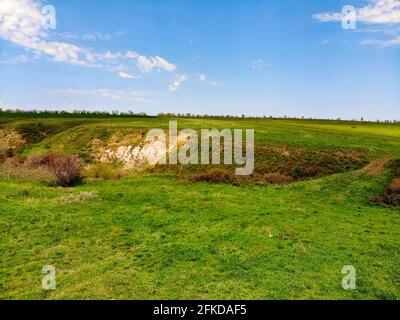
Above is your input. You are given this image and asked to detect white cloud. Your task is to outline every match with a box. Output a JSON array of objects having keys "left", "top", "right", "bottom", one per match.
[
  {"left": 251, "top": 59, "right": 270, "bottom": 69},
  {"left": 98, "top": 51, "right": 123, "bottom": 61},
  {"left": 135, "top": 55, "right": 176, "bottom": 73},
  {"left": 0, "top": 0, "right": 177, "bottom": 73},
  {"left": 117, "top": 71, "right": 139, "bottom": 79},
  {"left": 0, "top": 0, "right": 101, "bottom": 66},
  {"left": 313, "top": 0, "right": 400, "bottom": 46},
  {"left": 83, "top": 32, "right": 112, "bottom": 41},
  {"left": 89, "top": 50, "right": 177, "bottom": 73},
  {"left": 197, "top": 73, "right": 207, "bottom": 81},
  {"left": 60, "top": 32, "right": 114, "bottom": 41},
  {"left": 319, "top": 39, "right": 333, "bottom": 46},
  {"left": 360, "top": 35, "right": 400, "bottom": 46},
  {"left": 169, "top": 74, "right": 188, "bottom": 92},
  {"left": 124, "top": 51, "right": 139, "bottom": 59},
  {"left": 313, "top": 0, "right": 400, "bottom": 24},
  {"left": 50, "top": 88, "right": 154, "bottom": 102},
  {"left": 209, "top": 81, "right": 219, "bottom": 87},
  {"left": 0, "top": 54, "right": 29, "bottom": 64}
]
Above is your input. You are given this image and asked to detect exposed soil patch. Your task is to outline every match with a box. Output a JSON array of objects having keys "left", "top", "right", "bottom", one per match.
[
  {"left": 255, "top": 172, "right": 295, "bottom": 185},
  {"left": 0, "top": 129, "right": 26, "bottom": 160},
  {"left": 254, "top": 145, "right": 366, "bottom": 180},
  {"left": 372, "top": 159, "right": 400, "bottom": 206},
  {"left": 192, "top": 169, "right": 240, "bottom": 185},
  {"left": 151, "top": 143, "right": 368, "bottom": 185},
  {"left": 357, "top": 156, "right": 391, "bottom": 177}
]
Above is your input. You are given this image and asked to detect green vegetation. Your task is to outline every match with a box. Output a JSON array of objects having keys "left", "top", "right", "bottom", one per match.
[{"left": 0, "top": 113, "right": 399, "bottom": 299}]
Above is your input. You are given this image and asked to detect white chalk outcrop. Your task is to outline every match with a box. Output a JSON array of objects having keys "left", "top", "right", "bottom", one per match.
[{"left": 100, "top": 133, "right": 193, "bottom": 169}]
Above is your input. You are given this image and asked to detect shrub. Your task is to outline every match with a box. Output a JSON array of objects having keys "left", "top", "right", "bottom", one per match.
[
  {"left": 6, "top": 148, "right": 13, "bottom": 157},
  {"left": 25, "top": 153, "right": 51, "bottom": 168},
  {"left": 257, "top": 172, "right": 294, "bottom": 185},
  {"left": 51, "top": 154, "right": 82, "bottom": 187},
  {"left": 0, "top": 148, "right": 17, "bottom": 163},
  {"left": 390, "top": 159, "right": 400, "bottom": 177},
  {"left": 0, "top": 151, "right": 5, "bottom": 163},
  {"left": 16, "top": 122, "right": 60, "bottom": 144},
  {"left": 26, "top": 153, "right": 82, "bottom": 187},
  {"left": 192, "top": 169, "right": 237, "bottom": 184},
  {"left": 112, "top": 171, "right": 125, "bottom": 180},
  {"left": 387, "top": 178, "right": 400, "bottom": 194}
]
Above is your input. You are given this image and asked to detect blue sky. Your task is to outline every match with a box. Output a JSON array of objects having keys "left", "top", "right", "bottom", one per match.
[{"left": 0, "top": 0, "right": 399, "bottom": 120}]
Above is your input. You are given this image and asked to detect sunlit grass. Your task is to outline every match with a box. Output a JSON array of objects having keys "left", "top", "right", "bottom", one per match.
[{"left": 0, "top": 116, "right": 399, "bottom": 299}]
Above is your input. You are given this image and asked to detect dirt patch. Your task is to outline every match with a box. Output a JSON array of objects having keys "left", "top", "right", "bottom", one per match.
[
  {"left": 192, "top": 169, "right": 239, "bottom": 185},
  {"left": 153, "top": 143, "right": 368, "bottom": 185},
  {"left": 254, "top": 146, "right": 367, "bottom": 180},
  {"left": 357, "top": 156, "right": 391, "bottom": 177},
  {"left": 371, "top": 159, "right": 400, "bottom": 206},
  {"left": 0, "top": 129, "right": 26, "bottom": 160},
  {"left": 255, "top": 172, "right": 295, "bottom": 185},
  {"left": 372, "top": 178, "right": 400, "bottom": 206}
]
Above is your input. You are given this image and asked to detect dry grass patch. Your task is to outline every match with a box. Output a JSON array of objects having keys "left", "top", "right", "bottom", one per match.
[
  {"left": 256, "top": 172, "right": 294, "bottom": 185},
  {"left": 192, "top": 169, "right": 239, "bottom": 185},
  {"left": 0, "top": 129, "right": 26, "bottom": 160},
  {"left": 83, "top": 163, "right": 124, "bottom": 181},
  {"left": 0, "top": 165, "right": 57, "bottom": 185},
  {"left": 56, "top": 191, "right": 98, "bottom": 204},
  {"left": 357, "top": 156, "right": 391, "bottom": 177}
]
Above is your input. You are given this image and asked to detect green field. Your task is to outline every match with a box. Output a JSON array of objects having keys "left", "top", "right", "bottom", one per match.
[{"left": 0, "top": 115, "right": 399, "bottom": 299}]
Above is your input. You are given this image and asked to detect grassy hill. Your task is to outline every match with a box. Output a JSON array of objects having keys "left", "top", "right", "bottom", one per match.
[{"left": 0, "top": 114, "right": 399, "bottom": 299}]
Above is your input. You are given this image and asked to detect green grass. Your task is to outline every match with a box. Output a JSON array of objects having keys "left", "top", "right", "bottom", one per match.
[
  {"left": 0, "top": 116, "right": 399, "bottom": 299},
  {"left": 19, "top": 118, "right": 400, "bottom": 159}
]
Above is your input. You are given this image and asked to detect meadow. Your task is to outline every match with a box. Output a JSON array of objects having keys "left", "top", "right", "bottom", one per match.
[{"left": 0, "top": 113, "right": 399, "bottom": 299}]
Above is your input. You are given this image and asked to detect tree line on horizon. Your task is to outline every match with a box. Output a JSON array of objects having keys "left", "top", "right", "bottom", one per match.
[{"left": 0, "top": 108, "right": 399, "bottom": 123}]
